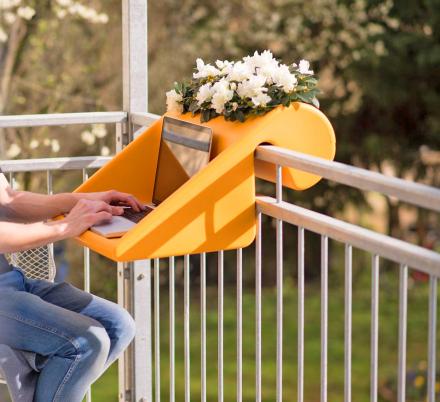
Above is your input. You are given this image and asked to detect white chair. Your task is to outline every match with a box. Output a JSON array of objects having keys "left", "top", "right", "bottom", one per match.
[{"left": 6, "top": 245, "right": 56, "bottom": 281}]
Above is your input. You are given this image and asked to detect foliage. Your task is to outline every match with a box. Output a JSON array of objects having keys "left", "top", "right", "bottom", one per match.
[
  {"left": 0, "top": 0, "right": 115, "bottom": 161},
  {"left": 381, "top": 360, "right": 440, "bottom": 401}
]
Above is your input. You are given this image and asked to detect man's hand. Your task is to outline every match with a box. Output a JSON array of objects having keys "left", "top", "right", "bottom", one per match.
[
  {"left": 61, "top": 199, "right": 125, "bottom": 238},
  {"left": 78, "top": 190, "right": 145, "bottom": 212}
]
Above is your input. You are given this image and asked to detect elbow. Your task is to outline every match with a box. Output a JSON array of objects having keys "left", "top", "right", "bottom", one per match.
[{"left": 0, "top": 187, "right": 18, "bottom": 208}]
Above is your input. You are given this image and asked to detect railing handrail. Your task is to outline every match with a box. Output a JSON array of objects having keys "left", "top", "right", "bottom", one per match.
[
  {"left": 1, "top": 113, "right": 438, "bottom": 213},
  {"left": 257, "top": 195, "right": 440, "bottom": 276},
  {"left": 1, "top": 156, "right": 111, "bottom": 172},
  {"left": 255, "top": 145, "right": 440, "bottom": 212},
  {"left": 130, "top": 111, "right": 160, "bottom": 127},
  {"left": 0, "top": 111, "right": 127, "bottom": 128}
]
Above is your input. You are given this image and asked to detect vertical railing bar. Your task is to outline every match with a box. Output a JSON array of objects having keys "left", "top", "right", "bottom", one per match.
[
  {"left": 344, "top": 244, "right": 352, "bottom": 402},
  {"left": 276, "top": 164, "right": 282, "bottom": 202},
  {"left": 397, "top": 264, "right": 408, "bottom": 402},
  {"left": 321, "top": 235, "right": 328, "bottom": 402},
  {"left": 428, "top": 275, "right": 437, "bottom": 402},
  {"left": 46, "top": 170, "right": 55, "bottom": 282},
  {"left": 371, "top": 254, "right": 379, "bottom": 402},
  {"left": 82, "top": 169, "right": 91, "bottom": 293},
  {"left": 298, "top": 226, "right": 305, "bottom": 402},
  {"left": 169, "top": 256, "right": 175, "bottom": 402},
  {"left": 237, "top": 248, "right": 243, "bottom": 402},
  {"left": 201, "top": 253, "right": 207, "bottom": 402},
  {"left": 276, "top": 164, "right": 283, "bottom": 402},
  {"left": 46, "top": 170, "right": 53, "bottom": 195},
  {"left": 81, "top": 168, "right": 91, "bottom": 402},
  {"left": 184, "top": 254, "right": 191, "bottom": 402},
  {"left": 154, "top": 258, "right": 160, "bottom": 402},
  {"left": 256, "top": 212, "right": 262, "bottom": 402},
  {"left": 218, "top": 251, "right": 224, "bottom": 402}
]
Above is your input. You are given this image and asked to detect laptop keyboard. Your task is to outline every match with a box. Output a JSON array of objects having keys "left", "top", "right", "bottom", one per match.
[{"left": 122, "top": 206, "right": 153, "bottom": 223}]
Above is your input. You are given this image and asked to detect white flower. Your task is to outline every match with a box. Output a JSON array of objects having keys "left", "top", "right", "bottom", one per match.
[
  {"left": 81, "top": 130, "right": 95, "bottom": 145},
  {"left": 4, "top": 11, "right": 16, "bottom": 24},
  {"left": 298, "top": 59, "right": 314, "bottom": 75},
  {"left": 193, "top": 58, "right": 221, "bottom": 79},
  {"left": 55, "top": 8, "right": 67, "bottom": 18},
  {"left": 251, "top": 93, "right": 272, "bottom": 107},
  {"left": 243, "top": 50, "right": 279, "bottom": 73},
  {"left": 56, "top": 0, "right": 72, "bottom": 6},
  {"left": 17, "top": 6, "right": 35, "bottom": 20},
  {"left": 29, "top": 139, "right": 39, "bottom": 149},
  {"left": 0, "top": 28, "right": 7, "bottom": 43},
  {"left": 6, "top": 144, "right": 21, "bottom": 158},
  {"left": 272, "top": 65, "right": 297, "bottom": 92},
  {"left": 196, "top": 83, "right": 214, "bottom": 106},
  {"left": 0, "top": 0, "right": 21, "bottom": 10},
  {"left": 210, "top": 79, "right": 234, "bottom": 114},
  {"left": 226, "top": 61, "right": 253, "bottom": 82},
  {"left": 215, "top": 59, "right": 232, "bottom": 74},
  {"left": 51, "top": 139, "right": 60, "bottom": 153},
  {"left": 255, "top": 65, "right": 277, "bottom": 85},
  {"left": 237, "top": 74, "right": 267, "bottom": 99},
  {"left": 166, "top": 89, "right": 183, "bottom": 113},
  {"left": 92, "top": 123, "right": 107, "bottom": 138},
  {"left": 96, "top": 14, "right": 109, "bottom": 24},
  {"left": 101, "top": 146, "right": 110, "bottom": 156}
]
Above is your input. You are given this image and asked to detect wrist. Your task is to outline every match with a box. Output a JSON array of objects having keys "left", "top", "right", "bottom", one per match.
[
  {"left": 53, "top": 193, "right": 80, "bottom": 214},
  {"left": 51, "top": 219, "right": 71, "bottom": 240}
]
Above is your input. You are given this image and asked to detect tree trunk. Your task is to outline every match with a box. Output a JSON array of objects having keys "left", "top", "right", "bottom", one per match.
[{"left": 0, "top": 19, "right": 27, "bottom": 158}]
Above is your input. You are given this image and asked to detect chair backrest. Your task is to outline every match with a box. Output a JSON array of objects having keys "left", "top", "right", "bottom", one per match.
[
  {"left": 6, "top": 245, "right": 56, "bottom": 281},
  {"left": 2, "top": 173, "right": 57, "bottom": 282}
]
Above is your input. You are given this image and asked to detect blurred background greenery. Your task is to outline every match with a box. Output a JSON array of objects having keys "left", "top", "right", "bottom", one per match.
[{"left": 0, "top": 1, "right": 439, "bottom": 401}]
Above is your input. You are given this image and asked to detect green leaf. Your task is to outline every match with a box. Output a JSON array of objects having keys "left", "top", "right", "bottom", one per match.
[
  {"left": 189, "top": 100, "right": 199, "bottom": 113},
  {"left": 312, "top": 97, "right": 320, "bottom": 108},
  {"left": 236, "top": 110, "right": 245, "bottom": 122},
  {"left": 201, "top": 109, "right": 211, "bottom": 123}
]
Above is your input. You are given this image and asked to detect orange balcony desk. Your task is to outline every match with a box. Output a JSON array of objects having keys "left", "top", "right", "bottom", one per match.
[{"left": 74, "top": 103, "right": 335, "bottom": 261}]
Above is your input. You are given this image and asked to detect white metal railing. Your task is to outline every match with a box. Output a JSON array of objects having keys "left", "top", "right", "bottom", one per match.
[
  {"left": 139, "top": 143, "right": 440, "bottom": 402},
  {"left": 0, "top": 111, "right": 126, "bottom": 128},
  {"left": 254, "top": 145, "right": 440, "bottom": 402},
  {"left": 147, "top": 144, "right": 439, "bottom": 402}
]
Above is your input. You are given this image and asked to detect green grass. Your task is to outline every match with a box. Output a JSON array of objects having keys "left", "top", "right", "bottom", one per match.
[{"left": 91, "top": 269, "right": 437, "bottom": 402}]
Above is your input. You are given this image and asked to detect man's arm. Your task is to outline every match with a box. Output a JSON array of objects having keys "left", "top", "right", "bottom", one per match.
[
  {"left": 0, "top": 173, "right": 144, "bottom": 222},
  {"left": 0, "top": 198, "right": 122, "bottom": 253}
]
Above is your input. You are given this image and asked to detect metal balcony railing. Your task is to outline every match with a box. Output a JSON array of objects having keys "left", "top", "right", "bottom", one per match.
[{"left": 1, "top": 111, "right": 439, "bottom": 402}]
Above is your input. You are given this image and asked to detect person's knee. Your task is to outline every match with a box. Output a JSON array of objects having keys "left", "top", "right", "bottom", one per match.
[
  {"left": 76, "top": 325, "right": 111, "bottom": 366},
  {"left": 111, "top": 307, "right": 136, "bottom": 347}
]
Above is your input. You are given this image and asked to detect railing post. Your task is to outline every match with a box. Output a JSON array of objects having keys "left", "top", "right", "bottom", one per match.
[{"left": 118, "top": 1, "right": 150, "bottom": 402}]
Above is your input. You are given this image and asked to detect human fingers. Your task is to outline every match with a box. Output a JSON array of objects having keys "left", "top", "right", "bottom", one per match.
[
  {"left": 89, "top": 211, "right": 113, "bottom": 226},
  {"left": 110, "top": 205, "right": 124, "bottom": 215},
  {"left": 87, "top": 200, "right": 115, "bottom": 214},
  {"left": 110, "top": 191, "right": 143, "bottom": 212}
]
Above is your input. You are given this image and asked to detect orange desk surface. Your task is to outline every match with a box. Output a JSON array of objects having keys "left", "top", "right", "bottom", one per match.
[{"left": 74, "top": 103, "right": 335, "bottom": 261}]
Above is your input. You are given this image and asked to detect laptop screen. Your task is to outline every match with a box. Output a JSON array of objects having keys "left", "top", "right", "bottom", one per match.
[{"left": 152, "top": 116, "right": 213, "bottom": 205}]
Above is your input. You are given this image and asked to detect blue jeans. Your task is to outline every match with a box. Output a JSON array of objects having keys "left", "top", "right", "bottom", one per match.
[{"left": 0, "top": 267, "right": 136, "bottom": 402}]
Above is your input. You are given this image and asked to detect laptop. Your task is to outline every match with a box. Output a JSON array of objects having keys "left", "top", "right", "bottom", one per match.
[{"left": 91, "top": 116, "right": 213, "bottom": 238}]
